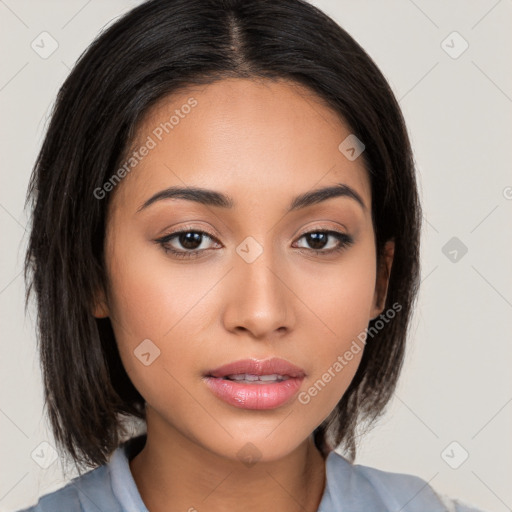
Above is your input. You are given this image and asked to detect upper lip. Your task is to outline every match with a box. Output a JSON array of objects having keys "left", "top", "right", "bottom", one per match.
[{"left": 206, "top": 358, "right": 306, "bottom": 378}]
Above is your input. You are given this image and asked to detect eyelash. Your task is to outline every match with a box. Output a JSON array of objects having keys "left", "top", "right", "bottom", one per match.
[{"left": 154, "top": 227, "right": 354, "bottom": 259}]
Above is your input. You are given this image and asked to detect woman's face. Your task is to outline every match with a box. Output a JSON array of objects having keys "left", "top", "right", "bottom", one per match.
[{"left": 97, "top": 78, "right": 393, "bottom": 462}]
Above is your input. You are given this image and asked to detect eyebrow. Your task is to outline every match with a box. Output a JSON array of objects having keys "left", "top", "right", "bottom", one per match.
[{"left": 137, "top": 182, "right": 366, "bottom": 213}]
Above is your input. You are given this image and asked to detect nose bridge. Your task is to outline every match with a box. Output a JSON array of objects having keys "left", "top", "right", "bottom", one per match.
[{"left": 222, "top": 235, "right": 294, "bottom": 337}]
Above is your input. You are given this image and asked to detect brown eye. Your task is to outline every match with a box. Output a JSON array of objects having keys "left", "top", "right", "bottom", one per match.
[
  {"left": 294, "top": 230, "right": 353, "bottom": 254},
  {"left": 155, "top": 229, "right": 221, "bottom": 259},
  {"left": 303, "top": 232, "right": 329, "bottom": 250},
  {"left": 176, "top": 232, "right": 204, "bottom": 250}
]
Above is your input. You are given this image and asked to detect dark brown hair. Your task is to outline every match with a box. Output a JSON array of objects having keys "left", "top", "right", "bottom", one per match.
[{"left": 24, "top": 0, "right": 421, "bottom": 470}]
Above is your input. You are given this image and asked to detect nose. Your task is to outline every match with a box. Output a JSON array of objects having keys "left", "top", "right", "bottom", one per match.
[{"left": 221, "top": 243, "right": 296, "bottom": 340}]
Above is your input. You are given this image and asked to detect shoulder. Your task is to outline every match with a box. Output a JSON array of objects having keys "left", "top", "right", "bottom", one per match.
[
  {"left": 15, "top": 434, "right": 147, "bottom": 512},
  {"left": 322, "top": 451, "right": 487, "bottom": 512},
  {"left": 15, "top": 463, "right": 121, "bottom": 512}
]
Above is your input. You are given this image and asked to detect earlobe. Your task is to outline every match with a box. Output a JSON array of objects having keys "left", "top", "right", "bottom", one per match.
[
  {"left": 92, "top": 288, "right": 110, "bottom": 318},
  {"left": 370, "top": 239, "right": 395, "bottom": 320}
]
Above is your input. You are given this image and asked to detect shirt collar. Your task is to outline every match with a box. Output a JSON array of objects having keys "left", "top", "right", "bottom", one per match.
[{"left": 108, "top": 433, "right": 344, "bottom": 512}]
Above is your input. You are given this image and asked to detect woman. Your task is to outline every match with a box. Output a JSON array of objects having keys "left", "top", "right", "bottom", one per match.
[{"left": 18, "top": 0, "right": 485, "bottom": 510}]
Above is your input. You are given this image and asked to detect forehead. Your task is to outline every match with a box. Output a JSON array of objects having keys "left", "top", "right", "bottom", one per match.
[{"left": 111, "top": 78, "right": 371, "bottom": 213}]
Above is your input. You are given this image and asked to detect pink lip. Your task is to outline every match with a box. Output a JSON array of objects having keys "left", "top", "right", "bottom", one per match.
[
  {"left": 203, "top": 358, "right": 306, "bottom": 410},
  {"left": 205, "top": 358, "right": 306, "bottom": 379}
]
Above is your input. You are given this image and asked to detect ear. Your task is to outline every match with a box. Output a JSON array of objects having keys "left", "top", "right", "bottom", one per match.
[
  {"left": 370, "top": 239, "right": 395, "bottom": 320},
  {"left": 92, "top": 286, "right": 110, "bottom": 318}
]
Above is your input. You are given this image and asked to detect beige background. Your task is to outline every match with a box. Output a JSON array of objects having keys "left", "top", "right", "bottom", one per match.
[{"left": 1, "top": 1, "right": 511, "bottom": 511}]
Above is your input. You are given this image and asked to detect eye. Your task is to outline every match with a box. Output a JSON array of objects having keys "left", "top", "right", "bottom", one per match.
[
  {"left": 155, "top": 228, "right": 222, "bottom": 259},
  {"left": 293, "top": 230, "right": 354, "bottom": 255},
  {"left": 155, "top": 227, "right": 353, "bottom": 260}
]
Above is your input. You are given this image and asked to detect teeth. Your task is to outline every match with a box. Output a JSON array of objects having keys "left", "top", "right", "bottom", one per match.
[
  {"left": 259, "top": 374, "right": 285, "bottom": 382},
  {"left": 224, "top": 373, "right": 290, "bottom": 382}
]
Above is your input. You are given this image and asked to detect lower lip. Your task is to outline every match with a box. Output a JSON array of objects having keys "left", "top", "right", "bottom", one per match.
[{"left": 203, "top": 376, "right": 304, "bottom": 410}]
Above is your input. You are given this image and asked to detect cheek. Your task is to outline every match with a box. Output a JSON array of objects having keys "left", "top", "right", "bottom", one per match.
[
  {"left": 295, "top": 240, "right": 376, "bottom": 410},
  {"left": 106, "top": 237, "right": 213, "bottom": 340},
  {"left": 105, "top": 238, "right": 224, "bottom": 390},
  {"left": 300, "top": 234, "right": 377, "bottom": 334}
]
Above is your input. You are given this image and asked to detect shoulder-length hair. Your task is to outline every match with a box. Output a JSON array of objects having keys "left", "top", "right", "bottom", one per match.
[{"left": 25, "top": 0, "right": 421, "bottom": 470}]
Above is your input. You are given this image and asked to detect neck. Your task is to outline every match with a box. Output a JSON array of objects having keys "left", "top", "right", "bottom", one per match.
[{"left": 129, "top": 415, "right": 327, "bottom": 512}]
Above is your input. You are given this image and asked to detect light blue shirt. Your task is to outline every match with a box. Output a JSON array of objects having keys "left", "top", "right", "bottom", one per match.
[{"left": 17, "top": 434, "right": 486, "bottom": 512}]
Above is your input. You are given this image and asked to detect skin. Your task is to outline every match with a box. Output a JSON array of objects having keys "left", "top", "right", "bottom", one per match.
[{"left": 94, "top": 77, "right": 394, "bottom": 512}]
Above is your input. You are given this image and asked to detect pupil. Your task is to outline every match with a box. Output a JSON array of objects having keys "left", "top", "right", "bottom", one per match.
[
  {"left": 307, "top": 232, "right": 327, "bottom": 250},
  {"left": 180, "top": 232, "right": 202, "bottom": 250}
]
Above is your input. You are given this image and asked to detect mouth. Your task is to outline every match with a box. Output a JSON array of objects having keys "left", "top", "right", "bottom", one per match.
[
  {"left": 203, "top": 358, "right": 306, "bottom": 410},
  {"left": 217, "top": 373, "right": 292, "bottom": 383},
  {"left": 205, "top": 357, "right": 306, "bottom": 379}
]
